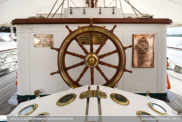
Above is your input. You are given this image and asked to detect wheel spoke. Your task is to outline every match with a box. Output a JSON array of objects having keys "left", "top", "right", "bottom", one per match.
[
  {"left": 65, "top": 51, "right": 85, "bottom": 59},
  {"left": 99, "top": 61, "right": 118, "bottom": 69},
  {"left": 96, "top": 66, "right": 110, "bottom": 83},
  {"left": 90, "top": 32, "right": 93, "bottom": 52},
  {"left": 75, "top": 38, "right": 88, "bottom": 54},
  {"left": 99, "top": 50, "right": 118, "bottom": 59},
  {"left": 75, "top": 66, "right": 88, "bottom": 83},
  {"left": 66, "top": 61, "right": 85, "bottom": 71},
  {"left": 90, "top": 68, "right": 94, "bottom": 85},
  {"left": 95, "top": 37, "right": 109, "bottom": 54}
]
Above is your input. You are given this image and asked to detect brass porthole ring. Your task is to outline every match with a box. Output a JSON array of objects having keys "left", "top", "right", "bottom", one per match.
[
  {"left": 18, "top": 104, "right": 38, "bottom": 116},
  {"left": 147, "top": 102, "right": 168, "bottom": 115},
  {"left": 37, "top": 112, "right": 49, "bottom": 116},
  {"left": 110, "top": 93, "right": 130, "bottom": 105},
  {"left": 57, "top": 93, "right": 76, "bottom": 106},
  {"left": 136, "top": 111, "right": 158, "bottom": 122},
  {"left": 29, "top": 112, "right": 49, "bottom": 122}
]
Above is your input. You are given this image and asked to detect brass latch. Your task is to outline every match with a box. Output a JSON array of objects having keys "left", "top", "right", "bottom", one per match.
[
  {"left": 177, "top": 109, "right": 182, "bottom": 115},
  {"left": 34, "top": 90, "right": 40, "bottom": 98},
  {"left": 146, "top": 91, "right": 150, "bottom": 98},
  {"left": 80, "top": 89, "right": 107, "bottom": 99}
]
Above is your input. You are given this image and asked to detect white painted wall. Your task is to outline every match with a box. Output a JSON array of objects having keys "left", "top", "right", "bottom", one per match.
[
  {"left": 16, "top": 23, "right": 167, "bottom": 96},
  {"left": 65, "top": 8, "right": 122, "bottom": 18}
]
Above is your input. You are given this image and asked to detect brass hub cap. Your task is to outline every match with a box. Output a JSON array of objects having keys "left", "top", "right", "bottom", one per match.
[{"left": 85, "top": 53, "right": 99, "bottom": 68}]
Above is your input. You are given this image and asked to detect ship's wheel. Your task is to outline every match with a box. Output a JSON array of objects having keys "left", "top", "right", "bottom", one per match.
[{"left": 50, "top": 18, "right": 132, "bottom": 88}]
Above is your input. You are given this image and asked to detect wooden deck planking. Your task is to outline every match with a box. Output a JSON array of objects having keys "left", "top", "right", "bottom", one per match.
[
  {"left": 167, "top": 70, "right": 182, "bottom": 111},
  {"left": 0, "top": 70, "right": 17, "bottom": 115}
]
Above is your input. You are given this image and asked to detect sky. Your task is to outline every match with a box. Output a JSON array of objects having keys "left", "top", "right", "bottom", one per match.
[{"left": 167, "top": 27, "right": 182, "bottom": 35}]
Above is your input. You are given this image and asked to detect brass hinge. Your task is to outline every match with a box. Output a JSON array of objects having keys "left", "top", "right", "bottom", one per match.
[{"left": 80, "top": 89, "right": 107, "bottom": 99}]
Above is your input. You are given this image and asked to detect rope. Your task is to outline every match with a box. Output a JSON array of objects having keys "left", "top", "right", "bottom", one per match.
[
  {"left": 127, "top": 0, "right": 138, "bottom": 17},
  {"left": 119, "top": 0, "right": 124, "bottom": 18},
  {"left": 124, "top": 0, "right": 143, "bottom": 15},
  {"left": 168, "top": 58, "right": 179, "bottom": 67},
  {"left": 51, "top": 0, "right": 65, "bottom": 18},
  {"left": 108, "top": 0, "right": 115, "bottom": 7},
  {"left": 47, "top": 0, "right": 59, "bottom": 18},
  {"left": 61, "top": 0, "right": 65, "bottom": 18},
  {"left": 70, "top": 0, "right": 77, "bottom": 7}
]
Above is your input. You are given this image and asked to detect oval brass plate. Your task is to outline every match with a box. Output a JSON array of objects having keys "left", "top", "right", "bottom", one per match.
[
  {"left": 110, "top": 93, "right": 130, "bottom": 105},
  {"left": 148, "top": 102, "right": 168, "bottom": 115},
  {"left": 18, "top": 104, "right": 38, "bottom": 116},
  {"left": 57, "top": 93, "right": 76, "bottom": 106},
  {"left": 29, "top": 112, "right": 49, "bottom": 122},
  {"left": 136, "top": 111, "right": 158, "bottom": 122}
]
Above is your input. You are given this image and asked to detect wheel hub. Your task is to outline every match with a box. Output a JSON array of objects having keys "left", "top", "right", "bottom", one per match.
[{"left": 85, "top": 53, "right": 99, "bottom": 68}]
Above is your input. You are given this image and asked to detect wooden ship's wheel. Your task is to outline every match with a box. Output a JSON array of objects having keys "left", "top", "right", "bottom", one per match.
[{"left": 50, "top": 18, "right": 132, "bottom": 88}]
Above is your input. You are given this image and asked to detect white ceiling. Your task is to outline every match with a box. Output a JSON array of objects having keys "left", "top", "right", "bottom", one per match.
[{"left": 0, "top": 0, "right": 182, "bottom": 27}]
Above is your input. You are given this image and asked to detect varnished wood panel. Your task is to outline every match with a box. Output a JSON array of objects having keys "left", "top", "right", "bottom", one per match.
[{"left": 12, "top": 18, "right": 172, "bottom": 25}]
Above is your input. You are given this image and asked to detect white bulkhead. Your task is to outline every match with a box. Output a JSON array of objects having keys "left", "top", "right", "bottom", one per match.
[{"left": 16, "top": 8, "right": 167, "bottom": 97}]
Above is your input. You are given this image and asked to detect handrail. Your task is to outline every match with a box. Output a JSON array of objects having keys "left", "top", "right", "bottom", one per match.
[
  {"left": 0, "top": 48, "right": 17, "bottom": 52},
  {"left": 167, "top": 46, "right": 182, "bottom": 50}
]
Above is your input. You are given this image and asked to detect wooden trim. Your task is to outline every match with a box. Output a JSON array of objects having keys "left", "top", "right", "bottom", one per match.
[
  {"left": 0, "top": 48, "right": 17, "bottom": 52},
  {"left": 91, "top": 0, "right": 94, "bottom": 8},
  {"left": 167, "top": 46, "right": 182, "bottom": 50},
  {"left": 12, "top": 18, "right": 172, "bottom": 25}
]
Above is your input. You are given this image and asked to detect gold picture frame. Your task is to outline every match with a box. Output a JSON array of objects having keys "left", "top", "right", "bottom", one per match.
[
  {"left": 132, "top": 34, "right": 154, "bottom": 68},
  {"left": 34, "top": 34, "right": 53, "bottom": 47}
]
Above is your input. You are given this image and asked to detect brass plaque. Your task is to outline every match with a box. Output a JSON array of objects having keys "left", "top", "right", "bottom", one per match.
[
  {"left": 78, "top": 26, "right": 106, "bottom": 45},
  {"left": 34, "top": 34, "right": 53, "bottom": 47},
  {"left": 132, "top": 34, "right": 154, "bottom": 68}
]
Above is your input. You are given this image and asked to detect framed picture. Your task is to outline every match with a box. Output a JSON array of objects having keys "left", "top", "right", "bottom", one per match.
[
  {"left": 34, "top": 34, "right": 53, "bottom": 47},
  {"left": 132, "top": 34, "right": 154, "bottom": 68}
]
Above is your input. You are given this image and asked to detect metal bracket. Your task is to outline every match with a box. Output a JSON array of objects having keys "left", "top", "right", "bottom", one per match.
[
  {"left": 146, "top": 91, "right": 150, "bottom": 98},
  {"left": 69, "top": 83, "right": 73, "bottom": 89},
  {"left": 112, "top": 6, "right": 115, "bottom": 15},
  {"left": 99, "top": 7, "right": 102, "bottom": 15},
  {"left": 114, "top": 83, "right": 118, "bottom": 89},
  {"left": 34, "top": 90, "right": 40, "bottom": 98},
  {"left": 83, "top": 7, "right": 86, "bottom": 15},
  {"left": 177, "top": 109, "right": 182, "bottom": 115},
  {"left": 80, "top": 89, "right": 107, "bottom": 99},
  {"left": 70, "top": 7, "right": 73, "bottom": 14}
]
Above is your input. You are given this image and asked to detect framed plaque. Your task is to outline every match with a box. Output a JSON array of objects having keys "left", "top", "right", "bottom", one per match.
[
  {"left": 78, "top": 26, "right": 106, "bottom": 45},
  {"left": 132, "top": 34, "right": 154, "bottom": 68},
  {"left": 34, "top": 34, "right": 53, "bottom": 47}
]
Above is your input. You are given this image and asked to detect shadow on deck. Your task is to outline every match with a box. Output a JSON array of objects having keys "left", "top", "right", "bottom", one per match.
[
  {"left": 167, "top": 70, "right": 182, "bottom": 111},
  {"left": 0, "top": 70, "right": 17, "bottom": 115}
]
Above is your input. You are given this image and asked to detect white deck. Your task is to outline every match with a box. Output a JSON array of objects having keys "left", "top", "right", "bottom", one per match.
[{"left": 1, "top": 69, "right": 182, "bottom": 115}]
